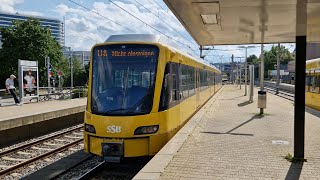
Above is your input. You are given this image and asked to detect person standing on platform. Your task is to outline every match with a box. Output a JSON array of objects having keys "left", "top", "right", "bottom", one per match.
[{"left": 5, "top": 74, "right": 21, "bottom": 106}]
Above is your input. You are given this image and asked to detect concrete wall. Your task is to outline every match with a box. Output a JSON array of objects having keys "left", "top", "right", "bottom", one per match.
[{"left": 0, "top": 112, "right": 84, "bottom": 148}]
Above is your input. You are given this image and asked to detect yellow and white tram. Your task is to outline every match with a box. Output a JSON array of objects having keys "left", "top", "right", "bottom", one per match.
[
  {"left": 84, "top": 34, "right": 222, "bottom": 162},
  {"left": 306, "top": 58, "right": 320, "bottom": 110}
]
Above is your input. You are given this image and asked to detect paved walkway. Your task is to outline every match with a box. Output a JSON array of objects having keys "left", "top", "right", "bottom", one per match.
[
  {"left": 136, "top": 85, "right": 320, "bottom": 179},
  {"left": 0, "top": 98, "right": 87, "bottom": 122}
]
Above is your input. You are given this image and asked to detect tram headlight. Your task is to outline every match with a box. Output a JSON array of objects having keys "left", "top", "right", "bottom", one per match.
[
  {"left": 85, "top": 123, "right": 96, "bottom": 134},
  {"left": 134, "top": 125, "right": 159, "bottom": 135}
]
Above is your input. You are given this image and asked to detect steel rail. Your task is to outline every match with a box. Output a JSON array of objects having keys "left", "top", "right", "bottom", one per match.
[
  {"left": 0, "top": 138, "right": 83, "bottom": 176},
  {"left": 0, "top": 125, "right": 83, "bottom": 157},
  {"left": 76, "top": 161, "right": 106, "bottom": 180}
]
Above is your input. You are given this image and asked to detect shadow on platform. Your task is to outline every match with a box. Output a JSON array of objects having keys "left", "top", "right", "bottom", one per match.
[
  {"left": 202, "top": 114, "right": 263, "bottom": 137},
  {"left": 237, "top": 101, "right": 252, "bottom": 107},
  {"left": 220, "top": 95, "right": 244, "bottom": 100},
  {"left": 285, "top": 162, "right": 303, "bottom": 180},
  {"left": 306, "top": 107, "right": 320, "bottom": 118}
]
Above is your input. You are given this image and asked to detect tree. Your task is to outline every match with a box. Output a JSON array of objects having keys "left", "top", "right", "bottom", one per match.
[
  {"left": 249, "top": 45, "right": 294, "bottom": 78},
  {"left": 57, "top": 57, "right": 88, "bottom": 87},
  {"left": 0, "top": 18, "right": 63, "bottom": 88},
  {"left": 263, "top": 45, "right": 294, "bottom": 78},
  {"left": 246, "top": 54, "right": 258, "bottom": 64}
]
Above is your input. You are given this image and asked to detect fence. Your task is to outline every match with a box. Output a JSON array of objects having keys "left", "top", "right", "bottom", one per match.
[
  {"left": 38, "top": 86, "right": 87, "bottom": 101},
  {"left": 0, "top": 86, "right": 87, "bottom": 103}
]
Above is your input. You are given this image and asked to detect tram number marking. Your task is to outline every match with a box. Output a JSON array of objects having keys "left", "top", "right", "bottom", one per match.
[
  {"left": 107, "top": 126, "right": 121, "bottom": 133},
  {"left": 97, "top": 50, "right": 108, "bottom": 57}
]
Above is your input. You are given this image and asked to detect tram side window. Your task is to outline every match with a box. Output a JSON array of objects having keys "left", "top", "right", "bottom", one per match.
[
  {"left": 208, "top": 72, "right": 211, "bottom": 87},
  {"left": 171, "top": 63, "right": 179, "bottom": 101},
  {"left": 180, "top": 64, "right": 189, "bottom": 99},
  {"left": 215, "top": 73, "right": 220, "bottom": 85},
  {"left": 213, "top": 73, "right": 215, "bottom": 85},
  {"left": 199, "top": 70, "right": 203, "bottom": 91},
  {"left": 306, "top": 76, "right": 311, "bottom": 92},
  {"left": 205, "top": 71, "right": 209, "bottom": 88},
  {"left": 159, "top": 63, "right": 172, "bottom": 110},
  {"left": 200, "top": 70, "right": 206, "bottom": 91},
  {"left": 188, "top": 66, "right": 195, "bottom": 96},
  {"left": 316, "top": 75, "right": 319, "bottom": 93},
  {"left": 208, "top": 72, "right": 213, "bottom": 86},
  {"left": 318, "top": 75, "right": 320, "bottom": 93},
  {"left": 311, "top": 75, "right": 316, "bottom": 92},
  {"left": 159, "top": 62, "right": 180, "bottom": 111},
  {"left": 203, "top": 70, "right": 209, "bottom": 90}
]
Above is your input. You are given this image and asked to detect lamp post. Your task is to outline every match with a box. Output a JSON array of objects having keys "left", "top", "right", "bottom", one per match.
[
  {"left": 68, "top": 48, "right": 73, "bottom": 90},
  {"left": 265, "top": 46, "right": 281, "bottom": 94},
  {"left": 276, "top": 43, "right": 281, "bottom": 94},
  {"left": 235, "top": 57, "right": 244, "bottom": 89},
  {"left": 239, "top": 46, "right": 256, "bottom": 96}
]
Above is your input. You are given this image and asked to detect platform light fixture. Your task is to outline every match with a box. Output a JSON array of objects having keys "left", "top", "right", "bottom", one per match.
[{"left": 201, "top": 14, "right": 218, "bottom": 24}]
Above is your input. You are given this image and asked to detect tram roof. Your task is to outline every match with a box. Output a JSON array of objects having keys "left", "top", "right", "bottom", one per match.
[
  {"left": 163, "top": 0, "right": 320, "bottom": 45},
  {"left": 105, "top": 34, "right": 221, "bottom": 72},
  {"left": 306, "top": 58, "right": 320, "bottom": 69}
]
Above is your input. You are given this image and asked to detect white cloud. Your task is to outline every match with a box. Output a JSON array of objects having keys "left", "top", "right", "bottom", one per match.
[
  {"left": 54, "top": 0, "right": 197, "bottom": 52},
  {"left": 0, "top": 0, "right": 43, "bottom": 17},
  {"left": 17, "top": 10, "right": 43, "bottom": 16},
  {"left": 54, "top": 4, "right": 70, "bottom": 16},
  {"left": 0, "top": 0, "right": 24, "bottom": 13}
]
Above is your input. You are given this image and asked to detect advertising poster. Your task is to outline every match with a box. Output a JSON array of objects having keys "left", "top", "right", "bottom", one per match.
[{"left": 22, "top": 67, "right": 38, "bottom": 96}]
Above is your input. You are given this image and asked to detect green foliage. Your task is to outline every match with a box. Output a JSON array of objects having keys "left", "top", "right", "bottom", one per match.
[
  {"left": 57, "top": 57, "right": 88, "bottom": 87},
  {"left": 284, "top": 153, "right": 307, "bottom": 162},
  {"left": 71, "top": 88, "right": 88, "bottom": 99},
  {"left": 0, "top": 18, "right": 63, "bottom": 88},
  {"left": 247, "top": 54, "right": 258, "bottom": 64},
  {"left": 249, "top": 45, "right": 294, "bottom": 78}
]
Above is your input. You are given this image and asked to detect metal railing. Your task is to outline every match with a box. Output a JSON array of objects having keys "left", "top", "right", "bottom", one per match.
[
  {"left": 38, "top": 86, "right": 87, "bottom": 101},
  {"left": 0, "top": 87, "right": 87, "bottom": 103}
]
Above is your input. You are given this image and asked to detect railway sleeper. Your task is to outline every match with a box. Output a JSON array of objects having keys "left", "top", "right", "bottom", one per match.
[{"left": 2, "top": 156, "right": 28, "bottom": 162}]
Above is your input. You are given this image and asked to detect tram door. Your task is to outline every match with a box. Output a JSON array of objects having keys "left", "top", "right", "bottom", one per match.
[{"left": 196, "top": 69, "right": 200, "bottom": 108}]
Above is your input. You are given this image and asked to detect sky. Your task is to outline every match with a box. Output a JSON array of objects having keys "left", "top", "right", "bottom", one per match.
[{"left": 0, "top": 0, "right": 295, "bottom": 64}]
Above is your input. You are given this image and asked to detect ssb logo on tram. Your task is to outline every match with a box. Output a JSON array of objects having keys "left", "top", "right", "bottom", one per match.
[{"left": 107, "top": 126, "right": 121, "bottom": 133}]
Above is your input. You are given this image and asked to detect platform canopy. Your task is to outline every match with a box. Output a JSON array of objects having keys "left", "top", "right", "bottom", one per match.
[{"left": 163, "top": 0, "right": 320, "bottom": 45}]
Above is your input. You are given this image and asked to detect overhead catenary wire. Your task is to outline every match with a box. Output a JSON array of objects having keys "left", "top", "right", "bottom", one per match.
[
  {"left": 147, "top": 0, "right": 182, "bottom": 26},
  {"left": 107, "top": 0, "right": 195, "bottom": 51},
  {"left": 66, "top": 0, "right": 134, "bottom": 33},
  {"left": 132, "top": 0, "right": 195, "bottom": 46},
  {"left": 66, "top": 0, "right": 199, "bottom": 57}
]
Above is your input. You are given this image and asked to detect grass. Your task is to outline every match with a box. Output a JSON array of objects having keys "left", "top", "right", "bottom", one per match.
[{"left": 284, "top": 153, "right": 307, "bottom": 162}]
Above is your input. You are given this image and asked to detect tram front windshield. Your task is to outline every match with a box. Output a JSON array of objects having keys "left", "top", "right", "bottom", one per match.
[{"left": 91, "top": 44, "right": 159, "bottom": 115}]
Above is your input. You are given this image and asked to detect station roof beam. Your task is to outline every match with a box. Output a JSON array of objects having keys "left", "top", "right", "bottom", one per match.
[{"left": 163, "top": 0, "right": 320, "bottom": 45}]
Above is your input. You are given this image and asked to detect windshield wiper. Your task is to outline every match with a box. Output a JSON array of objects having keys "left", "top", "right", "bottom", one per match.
[{"left": 126, "top": 94, "right": 151, "bottom": 114}]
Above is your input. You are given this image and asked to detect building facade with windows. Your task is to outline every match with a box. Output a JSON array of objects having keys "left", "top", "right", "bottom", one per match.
[
  {"left": 0, "top": 12, "right": 64, "bottom": 46},
  {"left": 63, "top": 47, "right": 90, "bottom": 66}
]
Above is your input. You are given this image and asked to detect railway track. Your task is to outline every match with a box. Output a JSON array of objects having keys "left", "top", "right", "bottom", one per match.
[
  {"left": 0, "top": 125, "right": 84, "bottom": 177},
  {"left": 70, "top": 157, "right": 151, "bottom": 180},
  {"left": 264, "top": 86, "right": 294, "bottom": 101},
  {"left": 76, "top": 160, "right": 106, "bottom": 180}
]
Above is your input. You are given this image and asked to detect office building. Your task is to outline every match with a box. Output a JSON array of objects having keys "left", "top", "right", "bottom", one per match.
[
  {"left": 0, "top": 12, "right": 65, "bottom": 46},
  {"left": 63, "top": 47, "right": 90, "bottom": 66}
]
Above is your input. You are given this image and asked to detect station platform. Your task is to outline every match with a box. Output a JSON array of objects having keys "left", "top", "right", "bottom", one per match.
[
  {"left": 134, "top": 85, "right": 320, "bottom": 179},
  {"left": 0, "top": 98, "right": 86, "bottom": 147}
]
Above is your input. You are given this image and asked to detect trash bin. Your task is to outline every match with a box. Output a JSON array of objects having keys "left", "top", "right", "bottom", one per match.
[{"left": 257, "top": 91, "right": 266, "bottom": 109}]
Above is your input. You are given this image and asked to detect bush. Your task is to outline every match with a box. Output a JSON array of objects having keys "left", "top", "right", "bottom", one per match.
[{"left": 71, "top": 88, "right": 88, "bottom": 99}]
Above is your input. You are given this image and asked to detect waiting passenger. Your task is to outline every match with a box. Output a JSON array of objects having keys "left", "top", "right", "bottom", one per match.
[{"left": 5, "top": 74, "right": 21, "bottom": 106}]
